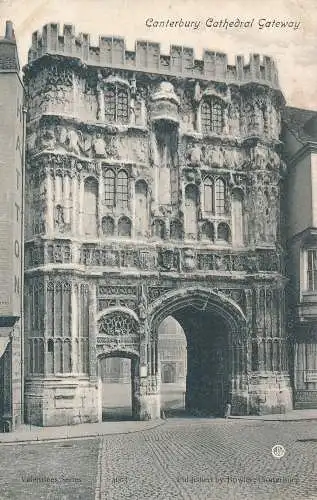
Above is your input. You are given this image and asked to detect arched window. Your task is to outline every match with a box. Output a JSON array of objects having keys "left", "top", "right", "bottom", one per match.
[
  {"left": 104, "top": 169, "right": 129, "bottom": 209},
  {"left": 201, "top": 221, "right": 214, "bottom": 241},
  {"left": 104, "top": 169, "right": 115, "bottom": 207},
  {"left": 135, "top": 180, "right": 148, "bottom": 238},
  {"left": 84, "top": 177, "right": 98, "bottom": 236},
  {"left": 201, "top": 98, "right": 223, "bottom": 134},
  {"left": 117, "top": 170, "right": 129, "bottom": 208},
  {"left": 117, "top": 89, "right": 129, "bottom": 122},
  {"left": 105, "top": 85, "right": 129, "bottom": 124},
  {"left": 118, "top": 216, "right": 131, "bottom": 237},
  {"left": 204, "top": 177, "right": 213, "bottom": 212},
  {"left": 232, "top": 189, "right": 244, "bottom": 247},
  {"left": 217, "top": 222, "right": 230, "bottom": 243},
  {"left": 153, "top": 220, "right": 165, "bottom": 239},
  {"left": 215, "top": 178, "right": 226, "bottom": 215},
  {"left": 105, "top": 89, "right": 116, "bottom": 121},
  {"left": 170, "top": 220, "right": 183, "bottom": 240},
  {"left": 102, "top": 216, "right": 115, "bottom": 236}
]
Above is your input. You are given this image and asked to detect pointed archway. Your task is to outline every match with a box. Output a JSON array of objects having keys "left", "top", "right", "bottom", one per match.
[{"left": 147, "top": 287, "right": 248, "bottom": 417}]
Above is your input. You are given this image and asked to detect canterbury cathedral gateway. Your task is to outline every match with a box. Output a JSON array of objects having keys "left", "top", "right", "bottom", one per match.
[{"left": 2, "top": 21, "right": 317, "bottom": 427}]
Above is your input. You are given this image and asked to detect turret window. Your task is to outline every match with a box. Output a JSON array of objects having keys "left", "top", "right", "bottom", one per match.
[
  {"left": 105, "top": 86, "right": 129, "bottom": 123},
  {"left": 201, "top": 98, "right": 223, "bottom": 134}
]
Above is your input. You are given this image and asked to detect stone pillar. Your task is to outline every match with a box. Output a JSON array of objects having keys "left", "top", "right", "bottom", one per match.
[
  {"left": 130, "top": 178, "right": 136, "bottom": 239},
  {"left": 98, "top": 169, "right": 103, "bottom": 237},
  {"left": 46, "top": 173, "right": 54, "bottom": 235},
  {"left": 72, "top": 174, "right": 78, "bottom": 236},
  {"left": 71, "top": 283, "right": 78, "bottom": 373},
  {"left": 79, "top": 177, "right": 84, "bottom": 236},
  {"left": 64, "top": 174, "right": 71, "bottom": 225},
  {"left": 196, "top": 104, "right": 202, "bottom": 133},
  {"left": 88, "top": 281, "right": 97, "bottom": 377}
]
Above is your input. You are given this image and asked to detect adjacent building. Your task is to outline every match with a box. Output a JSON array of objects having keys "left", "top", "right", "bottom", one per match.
[
  {"left": 0, "top": 21, "right": 24, "bottom": 431},
  {"left": 283, "top": 107, "right": 317, "bottom": 409}
]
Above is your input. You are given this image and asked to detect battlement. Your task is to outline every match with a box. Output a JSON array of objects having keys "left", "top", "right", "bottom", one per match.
[{"left": 27, "top": 23, "right": 280, "bottom": 88}]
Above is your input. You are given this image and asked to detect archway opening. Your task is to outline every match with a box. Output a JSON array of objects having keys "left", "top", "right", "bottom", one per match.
[
  {"left": 98, "top": 354, "right": 137, "bottom": 421},
  {"left": 154, "top": 293, "right": 237, "bottom": 418},
  {"left": 158, "top": 316, "right": 187, "bottom": 415}
]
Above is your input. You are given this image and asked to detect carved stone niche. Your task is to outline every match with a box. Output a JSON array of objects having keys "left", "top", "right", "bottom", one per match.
[
  {"left": 150, "top": 82, "right": 180, "bottom": 124},
  {"left": 186, "top": 144, "right": 202, "bottom": 167},
  {"left": 182, "top": 248, "right": 196, "bottom": 271},
  {"left": 158, "top": 248, "right": 179, "bottom": 271}
]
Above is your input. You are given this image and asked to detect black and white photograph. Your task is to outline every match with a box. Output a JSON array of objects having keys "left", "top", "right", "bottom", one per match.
[{"left": 0, "top": 0, "right": 317, "bottom": 498}]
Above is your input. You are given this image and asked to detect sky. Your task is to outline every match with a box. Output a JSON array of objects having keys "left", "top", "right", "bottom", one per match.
[{"left": 1, "top": 0, "right": 316, "bottom": 110}]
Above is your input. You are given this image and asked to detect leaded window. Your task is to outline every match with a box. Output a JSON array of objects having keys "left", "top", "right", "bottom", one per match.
[
  {"left": 307, "top": 250, "right": 317, "bottom": 290},
  {"left": 104, "top": 169, "right": 129, "bottom": 208},
  {"left": 215, "top": 178, "right": 226, "bottom": 215},
  {"left": 201, "top": 98, "right": 223, "bottom": 134},
  {"left": 105, "top": 86, "right": 129, "bottom": 123}
]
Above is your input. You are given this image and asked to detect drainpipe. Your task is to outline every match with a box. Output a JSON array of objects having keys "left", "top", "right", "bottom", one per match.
[{"left": 21, "top": 98, "right": 27, "bottom": 424}]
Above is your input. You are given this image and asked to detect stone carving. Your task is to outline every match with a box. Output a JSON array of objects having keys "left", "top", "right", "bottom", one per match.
[
  {"left": 194, "top": 81, "right": 203, "bottom": 102},
  {"left": 204, "top": 146, "right": 224, "bottom": 167},
  {"left": 81, "top": 246, "right": 120, "bottom": 267},
  {"left": 54, "top": 204, "right": 65, "bottom": 231},
  {"left": 138, "top": 285, "right": 148, "bottom": 320},
  {"left": 46, "top": 242, "right": 72, "bottom": 264},
  {"left": 223, "top": 148, "right": 240, "bottom": 169},
  {"left": 187, "top": 145, "right": 202, "bottom": 167},
  {"left": 251, "top": 145, "right": 268, "bottom": 169},
  {"left": 148, "top": 287, "right": 173, "bottom": 303},
  {"left": 229, "top": 103, "right": 240, "bottom": 136},
  {"left": 40, "top": 126, "right": 56, "bottom": 150},
  {"left": 98, "top": 311, "right": 138, "bottom": 342},
  {"left": 182, "top": 249, "right": 196, "bottom": 271},
  {"left": 250, "top": 171, "right": 280, "bottom": 244},
  {"left": 222, "top": 107, "right": 229, "bottom": 135},
  {"left": 265, "top": 100, "right": 281, "bottom": 140},
  {"left": 98, "top": 285, "right": 137, "bottom": 296},
  {"left": 158, "top": 248, "right": 178, "bottom": 271},
  {"left": 59, "top": 127, "right": 83, "bottom": 156},
  {"left": 92, "top": 133, "right": 107, "bottom": 157}
]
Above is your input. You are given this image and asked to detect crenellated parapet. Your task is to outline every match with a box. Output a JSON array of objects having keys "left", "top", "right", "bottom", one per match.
[{"left": 27, "top": 23, "right": 280, "bottom": 89}]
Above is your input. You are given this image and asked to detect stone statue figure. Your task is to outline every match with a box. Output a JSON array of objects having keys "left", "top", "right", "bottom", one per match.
[
  {"left": 187, "top": 145, "right": 202, "bottom": 167},
  {"left": 55, "top": 204, "right": 65, "bottom": 231},
  {"left": 138, "top": 285, "right": 148, "bottom": 321},
  {"left": 92, "top": 133, "right": 107, "bottom": 157},
  {"left": 40, "top": 127, "right": 56, "bottom": 150},
  {"left": 96, "top": 71, "right": 105, "bottom": 121},
  {"left": 229, "top": 104, "right": 240, "bottom": 136}
]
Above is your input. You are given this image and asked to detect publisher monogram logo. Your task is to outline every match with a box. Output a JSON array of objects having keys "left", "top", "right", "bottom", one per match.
[{"left": 272, "top": 445, "right": 286, "bottom": 459}]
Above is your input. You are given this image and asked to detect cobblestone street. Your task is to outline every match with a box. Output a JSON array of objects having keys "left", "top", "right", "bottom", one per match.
[
  {"left": 96, "top": 419, "right": 317, "bottom": 500},
  {"left": 1, "top": 418, "right": 317, "bottom": 499}
]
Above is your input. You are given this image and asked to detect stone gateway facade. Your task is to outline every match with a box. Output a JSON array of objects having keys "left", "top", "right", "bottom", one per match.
[{"left": 16, "top": 22, "right": 315, "bottom": 426}]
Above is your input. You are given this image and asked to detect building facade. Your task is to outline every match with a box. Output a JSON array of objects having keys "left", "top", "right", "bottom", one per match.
[
  {"left": 21, "top": 22, "right": 301, "bottom": 425},
  {"left": 283, "top": 107, "right": 317, "bottom": 410},
  {"left": 0, "top": 21, "right": 24, "bottom": 431}
]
